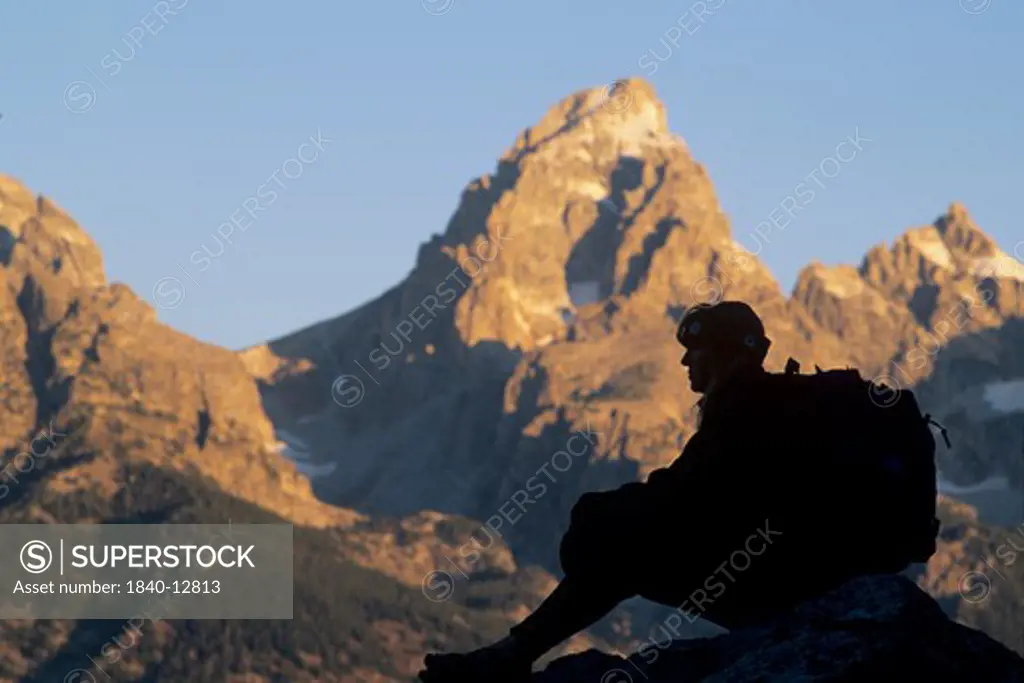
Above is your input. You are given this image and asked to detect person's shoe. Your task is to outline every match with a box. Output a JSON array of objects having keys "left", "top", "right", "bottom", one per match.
[{"left": 418, "top": 640, "right": 532, "bottom": 683}]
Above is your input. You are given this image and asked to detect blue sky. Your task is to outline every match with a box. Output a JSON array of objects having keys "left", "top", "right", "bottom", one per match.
[{"left": 2, "top": 1, "right": 1021, "bottom": 350}]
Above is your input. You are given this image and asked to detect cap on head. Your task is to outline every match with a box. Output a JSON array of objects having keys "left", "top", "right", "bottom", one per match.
[{"left": 676, "top": 300, "right": 771, "bottom": 362}]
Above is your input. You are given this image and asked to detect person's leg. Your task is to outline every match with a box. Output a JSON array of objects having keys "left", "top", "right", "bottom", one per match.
[
  {"left": 420, "top": 490, "right": 641, "bottom": 682},
  {"left": 502, "top": 492, "right": 642, "bottom": 653},
  {"left": 420, "top": 573, "right": 630, "bottom": 682},
  {"left": 505, "top": 564, "right": 633, "bottom": 662}
]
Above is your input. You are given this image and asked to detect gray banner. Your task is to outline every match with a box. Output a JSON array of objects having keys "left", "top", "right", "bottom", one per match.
[{"left": 1, "top": 524, "right": 293, "bottom": 619}]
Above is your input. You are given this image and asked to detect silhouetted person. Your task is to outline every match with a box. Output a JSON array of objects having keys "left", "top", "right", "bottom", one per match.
[{"left": 419, "top": 300, "right": 931, "bottom": 683}]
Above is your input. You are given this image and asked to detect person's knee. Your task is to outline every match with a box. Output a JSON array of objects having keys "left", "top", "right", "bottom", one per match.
[
  {"left": 560, "top": 512, "right": 619, "bottom": 578},
  {"left": 559, "top": 524, "right": 588, "bottom": 575},
  {"left": 570, "top": 486, "right": 643, "bottom": 526}
]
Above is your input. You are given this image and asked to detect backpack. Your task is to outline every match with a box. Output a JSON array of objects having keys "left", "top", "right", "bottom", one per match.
[{"left": 766, "top": 357, "right": 948, "bottom": 568}]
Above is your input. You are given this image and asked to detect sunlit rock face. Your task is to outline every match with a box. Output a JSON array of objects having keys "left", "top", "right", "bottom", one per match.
[{"left": 229, "top": 78, "right": 1024, "bottom": 655}]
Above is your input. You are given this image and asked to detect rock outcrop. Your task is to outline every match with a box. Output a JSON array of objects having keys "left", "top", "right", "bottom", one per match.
[{"left": 532, "top": 574, "right": 1024, "bottom": 682}]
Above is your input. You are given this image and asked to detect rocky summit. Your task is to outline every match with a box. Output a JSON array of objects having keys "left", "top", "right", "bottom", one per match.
[
  {"left": 242, "top": 77, "right": 1024, "bottom": 646},
  {"left": 1, "top": 75, "right": 1023, "bottom": 681},
  {"left": 244, "top": 78, "right": 1024, "bottom": 527}
]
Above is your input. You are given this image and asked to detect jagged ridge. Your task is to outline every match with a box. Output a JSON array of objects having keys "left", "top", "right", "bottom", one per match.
[{"left": 237, "top": 77, "right": 1024, "bottom": 658}]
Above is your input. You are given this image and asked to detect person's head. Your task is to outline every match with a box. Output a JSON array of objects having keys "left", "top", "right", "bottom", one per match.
[{"left": 676, "top": 300, "right": 771, "bottom": 394}]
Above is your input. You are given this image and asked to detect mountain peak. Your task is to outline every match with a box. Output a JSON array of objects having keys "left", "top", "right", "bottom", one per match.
[
  {"left": 1, "top": 174, "right": 107, "bottom": 312},
  {"left": 934, "top": 201, "right": 999, "bottom": 258},
  {"left": 947, "top": 200, "right": 971, "bottom": 221},
  {"left": 350, "top": 76, "right": 740, "bottom": 357},
  {"left": 500, "top": 77, "right": 678, "bottom": 169},
  {"left": 856, "top": 202, "right": 1023, "bottom": 291},
  {"left": 0, "top": 173, "right": 36, "bottom": 208}
]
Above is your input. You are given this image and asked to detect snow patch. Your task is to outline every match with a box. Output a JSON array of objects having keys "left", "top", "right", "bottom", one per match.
[
  {"left": 572, "top": 181, "right": 607, "bottom": 201},
  {"left": 982, "top": 379, "right": 1024, "bottom": 414},
  {"left": 275, "top": 429, "right": 309, "bottom": 451},
  {"left": 501, "top": 279, "right": 569, "bottom": 323},
  {"left": 272, "top": 429, "right": 336, "bottom": 479},
  {"left": 568, "top": 280, "right": 601, "bottom": 307},
  {"left": 938, "top": 474, "right": 1012, "bottom": 495},
  {"left": 967, "top": 253, "right": 1024, "bottom": 282},
  {"left": 291, "top": 459, "right": 338, "bottom": 478},
  {"left": 615, "top": 102, "right": 676, "bottom": 156},
  {"left": 910, "top": 231, "right": 955, "bottom": 270},
  {"left": 815, "top": 266, "right": 864, "bottom": 299},
  {"left": 816, "top": 269, "right": 864, "bottom": 299}
]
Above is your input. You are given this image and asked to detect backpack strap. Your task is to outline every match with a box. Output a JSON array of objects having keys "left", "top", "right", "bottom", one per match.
[{"left": 923, "top": 413, "right": 952, "bottom": 449}]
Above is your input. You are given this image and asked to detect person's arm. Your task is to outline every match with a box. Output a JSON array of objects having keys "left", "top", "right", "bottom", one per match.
[
  {"left": 643, "top": 388, "right": 764, "bottom": 506},
  {"left": 642, "top": 428, "right": 716, "bottom": 508}
]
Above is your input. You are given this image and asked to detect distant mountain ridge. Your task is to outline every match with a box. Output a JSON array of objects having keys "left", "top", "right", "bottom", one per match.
[
  {"left": 0, "top": 172, "right": 593, "bottom": 680},
  {"left": 238, "top": 76, "right": 1024, "bottom": 655},
  {"left": 0, "top": 75, "right": 1022, "bottom": 679},
  {"left": 239, "top": 77, "right": 1023, "bottom": 517}
]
